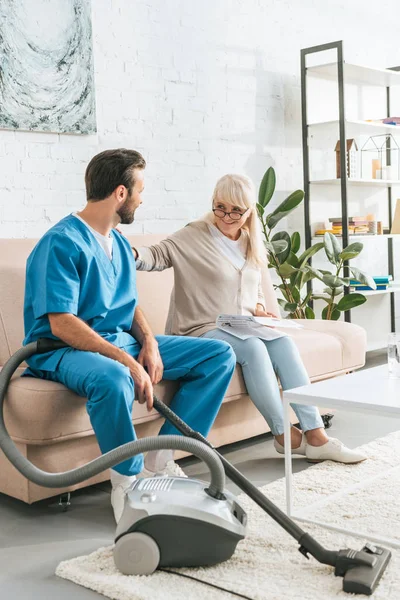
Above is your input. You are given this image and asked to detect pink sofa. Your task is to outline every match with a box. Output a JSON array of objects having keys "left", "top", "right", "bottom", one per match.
[{"left": 0, "top": 235, "right": 367, "bottom": 503}]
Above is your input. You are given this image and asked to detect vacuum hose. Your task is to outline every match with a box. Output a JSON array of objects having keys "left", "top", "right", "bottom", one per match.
[{"left": 0, "top": 340, "right": 226, "bottom": 499}]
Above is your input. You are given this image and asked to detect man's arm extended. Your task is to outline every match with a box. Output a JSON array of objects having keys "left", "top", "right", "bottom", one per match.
[
  {"left": 48, "top": 313, "right": 154, "bottom": 409},
  {"left": 130, "top": 306, "right": 164, "bottom": 385}
]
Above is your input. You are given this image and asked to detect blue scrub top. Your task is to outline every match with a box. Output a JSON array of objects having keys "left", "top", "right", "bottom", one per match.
[{"left": 23, "top": 215, "right": 137, "bottom": 372}]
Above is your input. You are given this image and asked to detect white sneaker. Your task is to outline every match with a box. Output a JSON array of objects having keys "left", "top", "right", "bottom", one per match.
[
  {"left": 111, "top": 478, "right": 136, "bottom": 524},
  {"left": 139, "top": 460, "right": 188, "bottom": 479},
  {"left": 306, "top": 438, "right": 367, "bottom": 464},
  {"left": 274, "top": 433, "right": 307, "bottom": 456}
]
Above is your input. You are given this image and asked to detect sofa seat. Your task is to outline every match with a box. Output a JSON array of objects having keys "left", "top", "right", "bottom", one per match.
[
  {"left": 4, "top": 319, "right": 365, "bottom": 446},
  {"left": 5, "top": 368, "right": 246, "bottom": 445},
  {"left": 286, "top": 319, "right": 366, "bottom": 380}
]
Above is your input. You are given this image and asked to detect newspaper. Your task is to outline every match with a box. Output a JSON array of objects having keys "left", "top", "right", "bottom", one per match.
[{"left": 216, "top": 314, "right": 302, "bottom": 341}]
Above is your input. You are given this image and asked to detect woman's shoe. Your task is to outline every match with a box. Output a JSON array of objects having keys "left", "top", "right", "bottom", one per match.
[
  {"left": 306, "top": 438, "right": 367, "bottom": 464},
  {"left": 274, "top": 433, "right": 307, "bottom": 456}
]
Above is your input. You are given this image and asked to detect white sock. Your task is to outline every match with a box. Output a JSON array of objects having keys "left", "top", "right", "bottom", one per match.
[
  {"left": 110, "top": 469, "right": 136, "bottom": 490},
  {"left": 144, "top": 449, "right": 174, "bottom": 472}
]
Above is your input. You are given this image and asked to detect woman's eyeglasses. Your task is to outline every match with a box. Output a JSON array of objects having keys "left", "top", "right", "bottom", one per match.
[{"left": 212, "top": 208, "right": 248, "bottom": 221}]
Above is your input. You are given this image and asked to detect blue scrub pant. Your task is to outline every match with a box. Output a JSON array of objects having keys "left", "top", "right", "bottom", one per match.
[
  {"left": 202, "top": 329, "right": 324, "bottom": 435},
  {"left": 33, "top": 335, "right": 235, "bottom": 476}
]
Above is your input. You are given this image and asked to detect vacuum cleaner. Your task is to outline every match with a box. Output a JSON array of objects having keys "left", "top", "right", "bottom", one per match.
[{"left": 0, "top": 339, "right": 392, "bottom": 595}]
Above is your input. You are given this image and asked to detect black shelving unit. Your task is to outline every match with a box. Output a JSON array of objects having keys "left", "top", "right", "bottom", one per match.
[{"left": 300, "top": 40, "right": 400, "bottom": 331}]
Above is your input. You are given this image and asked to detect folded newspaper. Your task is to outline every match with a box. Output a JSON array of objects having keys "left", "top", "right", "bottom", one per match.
[{"left": 216, "top": 314, "right": 302, "bottom": 341}]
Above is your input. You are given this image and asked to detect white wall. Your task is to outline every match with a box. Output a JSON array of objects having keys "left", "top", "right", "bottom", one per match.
[{"left": 1, "top": 0, "right": 400, "bottom": 240}]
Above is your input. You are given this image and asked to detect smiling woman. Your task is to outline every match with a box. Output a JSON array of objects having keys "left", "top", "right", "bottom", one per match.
[
  {"left": 0, "top": 0, "right": 96, "bottom": 134},
  {"left": 133, "top": 172, "right": 368, "bottom": 465}
]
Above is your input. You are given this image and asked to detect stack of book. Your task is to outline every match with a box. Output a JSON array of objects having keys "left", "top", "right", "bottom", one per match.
[
  {"left": 350, "top": 275, "right": 392, "bottom": 291},
  {"left": 315, "top": 216, "right": 371, "bottom": 236}
]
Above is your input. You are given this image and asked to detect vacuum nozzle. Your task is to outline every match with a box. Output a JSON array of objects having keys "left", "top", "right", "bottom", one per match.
[{"left": 338, "top": 544, "right": 391, "bottom": 596}]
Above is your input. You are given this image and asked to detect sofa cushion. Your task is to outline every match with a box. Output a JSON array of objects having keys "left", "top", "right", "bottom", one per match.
[
  {"left": 4, "top": 367, "right": 247, "bottom": 444},
  {"left": 288, "top": 320, "right": 366, "bottom": 379}
]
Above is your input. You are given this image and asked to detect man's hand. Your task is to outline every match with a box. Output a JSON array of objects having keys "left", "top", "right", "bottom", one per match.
[
  {"left": 254, "top": 304, "right": 279, "bottom": 318},
  {"left": 137, "top": 337, "right": 164, "bottom": 385},
  {"left": 122, "top": 354, "right": 154, "bottom": 411}
]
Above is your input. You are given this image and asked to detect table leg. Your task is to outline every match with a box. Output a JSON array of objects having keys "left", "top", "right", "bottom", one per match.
[{"left": 284, "top": 396, "right": 293, "bottom": 516}]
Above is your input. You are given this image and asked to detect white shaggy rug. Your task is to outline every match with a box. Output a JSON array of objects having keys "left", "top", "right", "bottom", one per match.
[{"left": 56, "top": 431, "right": 400, "bottom": 600}]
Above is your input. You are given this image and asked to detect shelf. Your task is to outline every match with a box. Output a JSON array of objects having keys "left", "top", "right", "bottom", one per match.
[
  {"left": 308, "top": 119, "right": 400, "bottom": 137},
  {"left": 361, "top": 286, "right": 400, "bottom": 296},
  {"left": 307, "top": 62, "right": 400, "bottom": 87},
  {"left": 312, "top": 234, "right": 400, "bottom": 240},
  {"left": 310, "top": 178, "right": 400, "bottom": 187},
  {"left": 312, "top": 283, "right": 400, "bottom": 298}
]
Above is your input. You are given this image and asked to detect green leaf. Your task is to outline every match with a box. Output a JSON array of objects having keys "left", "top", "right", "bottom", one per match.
[
  {"left": 291, "top": 286, "right": 300, "bottom": 303},
  {"left": 322, "top": 304, "right": 341, "bottom": 320},
  {"left": 266, "top": 189, "right": 304, "bottom": 229},
  {"left": 272, "top": 240, "right": 288, "bottom": 255},
  {"left": 350, "top": 267, "right": 377, "bottom": 290},
  {"left": 286, "top": 252, "right": 299, "bottom": 268},
  {"left": 324, "top": 232, "right": 342, "bottom": 265},
  {"left": 322, "top": 274, "right": 347, "bottom": 288},
  {"left": 277, "top": 299, "right": 298, "bottom": 312},
  {"left": 256, "top": 203, "right": 265, "bottom": 217},
  {"left": 337, "top": 293, "right": 367, "bottom": 311},
  {"left": 306, "top": 266, "right": 325, "bottom": 282},
  {"left": 264, "top": 240, "right": 288, "bottom": 255},
  {"left": 323, "top": 286, "right": 344, "bottom": 297},
  {"left": 271, "top": 231, "right": 291, "bottom": 264},
  {"left": 339, "top": 242, "right": 363, "bottom": 261},
  {"left": 297, "top": 268, "right": 314, "bottom": 290},
  {"left": 278, "top": 263, "right": 298, "bottom": 278},
  {"left": 258, "top": 167, "right": 276, "bottom": 208},
  {"left": 291, "top": 232, "right": 301, "bottom": 254},
  {"left": 298, "top": 242, "right": 324, "bottom": 266},
  {"left": 312, "top": 294, "right": 331, "bottom": 302},
  {"left": 300, "top": 289, "right": 313, "bottom": 308},
  {"left": 336, "top": 276, "right": 351, "bottom": 286},
  {"left": 305, "top": 306, "right": 315, "bottom": 319},
  {"left": 277, "top": 284, "right": 290, "bottom": 302}
]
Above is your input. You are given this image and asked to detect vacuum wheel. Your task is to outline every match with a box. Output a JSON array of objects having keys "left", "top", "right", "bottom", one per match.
[{"left": 114, "top": 532, "right": 160, "bottom": 576}]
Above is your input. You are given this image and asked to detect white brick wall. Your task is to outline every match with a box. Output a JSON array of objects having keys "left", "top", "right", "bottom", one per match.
[{"left": 0, "top": 0, "right": 400, "bottom": 239}]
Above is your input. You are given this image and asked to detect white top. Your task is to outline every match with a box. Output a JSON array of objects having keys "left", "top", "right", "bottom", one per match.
[
  {"left": 208, "top": 223, "right": 248, "bottom": 270},
  {"left": 72, "top": 213, "right": 113, "bottom": 260},
  {"left": 283, "top": 365, "right": 400, "bottom": 415}
]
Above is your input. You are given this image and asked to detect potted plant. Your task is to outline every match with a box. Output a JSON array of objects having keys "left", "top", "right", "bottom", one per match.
[{"left": 257, "top": 167, "right": 376, "bottom": 319}]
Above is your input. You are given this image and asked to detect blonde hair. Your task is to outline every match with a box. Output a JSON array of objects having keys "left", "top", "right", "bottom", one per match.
[{"left": 204, "top": 174, "right": 266, "bottom": 266}]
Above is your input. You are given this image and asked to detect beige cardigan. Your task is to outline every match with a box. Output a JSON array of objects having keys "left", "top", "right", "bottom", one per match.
[{"left": 136, "top": 220, "right": 267, "bottom": 337}]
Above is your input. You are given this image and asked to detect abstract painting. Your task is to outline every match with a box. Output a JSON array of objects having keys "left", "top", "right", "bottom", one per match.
[{"left": 0, "top": 0, "right": 96, "bottom": 134}]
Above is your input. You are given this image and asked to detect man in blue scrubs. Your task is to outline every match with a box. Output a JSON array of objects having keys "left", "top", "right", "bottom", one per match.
[{"left": 23, "top": 148, "right": 236, "bottom": 522}]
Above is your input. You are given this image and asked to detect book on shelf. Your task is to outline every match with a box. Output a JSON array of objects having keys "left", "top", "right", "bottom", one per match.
[
  {"left": 314, "top": 228, "right": 373, "bottom": 236},
  {"left": 350, "top": 275, "right": 392, "bottom": 285},
  {"left": 315, "top": 215, "right": 372, "bottom": 236},
  {"left": 350, "top": 285, "right": 388, "bottom": 291},
  {"left": 350, "top": 275, "right": 392, "bottom": 291},
  {"left": 328, "top": 216, "right": 367, "bottom": 223}
]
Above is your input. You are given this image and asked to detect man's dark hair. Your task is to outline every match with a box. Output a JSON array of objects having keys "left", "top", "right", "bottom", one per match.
[{"left": 85, "top": 148, "right": 146, "bottom": 201}]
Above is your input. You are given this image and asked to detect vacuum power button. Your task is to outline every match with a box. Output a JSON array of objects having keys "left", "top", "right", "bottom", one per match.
[{"left": 141, "top": 493, "right": 157, "bottom": 503}]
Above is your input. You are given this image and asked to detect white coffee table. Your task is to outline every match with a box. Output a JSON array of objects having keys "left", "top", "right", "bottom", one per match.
[{"left": 283, "top": 364, "right": 400, "bottom": 548}]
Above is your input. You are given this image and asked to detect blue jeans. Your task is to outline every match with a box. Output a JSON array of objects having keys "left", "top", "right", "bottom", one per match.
[
  {"left": 28, "top": 335, "right": 235, "bottom": 476},
  {"left": 202, "top": 329, "right": 324, "bottom": 436}
]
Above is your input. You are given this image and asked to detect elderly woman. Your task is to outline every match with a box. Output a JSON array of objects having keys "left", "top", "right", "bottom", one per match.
[{"left": 133, "top": 174, "right": 366, "bottom": 464}]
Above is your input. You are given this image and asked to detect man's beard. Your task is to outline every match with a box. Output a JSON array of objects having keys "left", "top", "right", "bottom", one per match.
[{"left": 117, "top": 196, "right": 136, "bottom": 224}]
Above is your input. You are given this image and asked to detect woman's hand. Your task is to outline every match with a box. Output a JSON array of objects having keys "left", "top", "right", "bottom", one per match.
[{"left": 254, "top": 304, "right": 279, "bottom": 318}]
